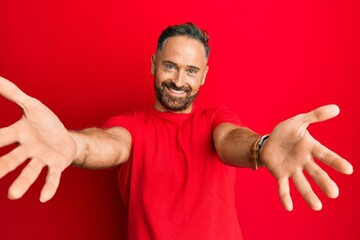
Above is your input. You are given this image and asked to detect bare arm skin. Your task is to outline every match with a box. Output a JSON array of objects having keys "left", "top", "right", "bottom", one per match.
[
  {"left": 71, "top": 127, "right": 131, "bottom": 169},
  {"left": 213, "top": 105, "right": 353, "bottom": 211},
  {"left": 0, "top": 76, "right": 131, "bottom": 202},
  {"left": 213, "top": 124, "right": 259, "bottom": 168}
]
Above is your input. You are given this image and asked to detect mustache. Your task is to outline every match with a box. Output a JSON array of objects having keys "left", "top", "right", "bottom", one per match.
[{"left": 161, "top": 81, "right": 192, "bottom": 93}]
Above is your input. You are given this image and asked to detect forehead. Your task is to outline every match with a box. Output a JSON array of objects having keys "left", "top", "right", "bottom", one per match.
[{"left": 157, "top": 36, "right": 207, "bottom": 66}]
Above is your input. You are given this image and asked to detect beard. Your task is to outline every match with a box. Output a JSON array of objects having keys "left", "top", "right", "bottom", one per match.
[{"left": 154, "top": 80, "right": 198, "bottom": 112}]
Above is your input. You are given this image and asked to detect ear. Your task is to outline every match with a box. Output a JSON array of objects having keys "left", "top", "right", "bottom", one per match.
[
  {"left": 151, "top": 54, "right": 156, "bottom": 75},
  {"left": 201, "top": 65, "right": 209, "bottom": 85}
]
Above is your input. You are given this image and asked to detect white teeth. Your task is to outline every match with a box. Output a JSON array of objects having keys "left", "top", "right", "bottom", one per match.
[{"left": 169, "top": 88, "right": 185, "bottom": 94}]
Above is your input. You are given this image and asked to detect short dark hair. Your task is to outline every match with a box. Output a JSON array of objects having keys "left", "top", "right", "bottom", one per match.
[{"left": 157, "top": 22, "right": 210, "bottom": 59}]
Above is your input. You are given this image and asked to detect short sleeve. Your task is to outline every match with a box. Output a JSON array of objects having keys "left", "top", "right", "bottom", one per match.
[
  {"left": 209, "top": 106, "right": 243, "bottom": 133},
  {"left": 102, "top": 112, "right": 136, "bottom": 145},
  {"left": 102, "top": 113, "right": 135, "bottom": 205}
]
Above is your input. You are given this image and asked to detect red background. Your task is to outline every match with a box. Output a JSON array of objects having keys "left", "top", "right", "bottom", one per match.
[{"left": 0, "top": 0, "right": 359, "bottom": 239}]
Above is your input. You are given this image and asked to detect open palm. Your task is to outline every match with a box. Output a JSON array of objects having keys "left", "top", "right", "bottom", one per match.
[
  {"left": 0, "top": 76, "right": 76, "bottom": 202},
  {"left": 261, "top": 105, "right": 353, "bottom": 211}
]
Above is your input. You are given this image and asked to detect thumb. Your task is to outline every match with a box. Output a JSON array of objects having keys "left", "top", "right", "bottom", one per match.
[
  {"left": 296, "top": 104, "right": 340, "bottom": 127},
  {"left": 0, "top": 76, "right": 29, "bottom": 108}
]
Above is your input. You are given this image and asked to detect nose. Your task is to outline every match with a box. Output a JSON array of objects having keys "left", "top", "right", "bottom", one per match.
[{"left": 172, "top": 70, "right": 187, "bottom": 87}]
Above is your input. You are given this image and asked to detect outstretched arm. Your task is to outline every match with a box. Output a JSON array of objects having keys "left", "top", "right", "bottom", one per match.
[
  {"left": 0, "top": 76, "right": 131, "bottom": 202},
  {"left": 213, "top": 105, "right": 353, "bottom": 211}
]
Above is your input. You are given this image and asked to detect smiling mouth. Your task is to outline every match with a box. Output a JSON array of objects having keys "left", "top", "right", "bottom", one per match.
[
  {"left": 161, "top": 81, "right": 191, "bottom": 97},
  {"left": 168, "top": 87, "right": 187, "bottom": 95}
]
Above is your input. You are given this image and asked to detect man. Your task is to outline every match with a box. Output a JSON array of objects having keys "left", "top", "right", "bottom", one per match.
[{"left": 0, "top": 23, "right": 353, "bottom": 239}]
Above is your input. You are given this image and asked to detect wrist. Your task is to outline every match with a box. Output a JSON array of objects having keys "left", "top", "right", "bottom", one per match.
[
  {"left": 69, "top": 131, "right": 87, "bottom": 166},
  {"left": 250, "top": 134, "right": 270, "bottom": 170},
  {"left": 259, "top": 135, "right": 270, "bottom": 163}
]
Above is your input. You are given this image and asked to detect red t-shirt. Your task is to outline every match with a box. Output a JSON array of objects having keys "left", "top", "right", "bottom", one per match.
[{"left": 104, "top": 105, "right": 244, "bottom": 240}]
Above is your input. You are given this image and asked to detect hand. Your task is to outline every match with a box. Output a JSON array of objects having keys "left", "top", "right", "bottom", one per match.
[
  {"left": 0, "top": 76, "right": 76, "bottom": 202},
  {"left": 261, "top": 105, "right": 353, "bottom": 211}
]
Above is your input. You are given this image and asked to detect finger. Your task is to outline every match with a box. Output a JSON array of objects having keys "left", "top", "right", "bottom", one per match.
[
  {"left": 0, "top": 76, "right": 30, "bottom": 107},
  {"left": 0, "top": 147, "right": 28, "bottom": 179},
  {"left": 292, "top": 170, "right": 322, "bottom": 211},
  {"left": 278, "top": 177, "right": 293, "bottom": 211},
  {"left": 295, "top": 104, "right": 340, "bottom": 127},
  {"left": 312, "top": 139, "right": 353, "bottom": 175},
  {"left": 40, "top": 166, "right": 62, "bottom": 203},
  {"left": 8, "top": 159, "right": 45, "bottom": 200},
  {"left": 0, "top": 125, "right": 19, "bottom": 148},
  {"left": 304, "top": 162, "right": 339, "bottom": 198}
]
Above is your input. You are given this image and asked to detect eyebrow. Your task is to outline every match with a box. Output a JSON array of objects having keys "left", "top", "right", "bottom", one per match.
[{"left": 161, "top": 60, "right": 201, "bottom": 71}]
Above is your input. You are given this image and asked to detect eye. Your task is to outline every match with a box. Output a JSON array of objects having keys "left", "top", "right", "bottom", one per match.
[
  {"left": 187, "top": 68, "right": 198, "bottom": 74},
  {"left": 165, "top": 64, "right": 176, "bottom": 71}
]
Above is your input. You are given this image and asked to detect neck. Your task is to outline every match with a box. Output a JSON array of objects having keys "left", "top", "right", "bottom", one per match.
[{"left": 154, "top": 100, "right": 193, "bottom": 114}]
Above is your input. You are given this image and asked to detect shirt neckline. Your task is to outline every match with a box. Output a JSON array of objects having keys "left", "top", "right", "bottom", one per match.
[{"left": 149, "top": 104, "right": 199, "bottom": 122}]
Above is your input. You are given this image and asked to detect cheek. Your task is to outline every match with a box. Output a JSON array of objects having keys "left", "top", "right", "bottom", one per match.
[
  {"left": 188, "top": 77, "right": 203, "bottom": 92},
  {"left": 154, "top": 73, "right": 165, "bottom": 86},
  {"left": 155, "top": 71, "right": 173, "bottom": 83}
]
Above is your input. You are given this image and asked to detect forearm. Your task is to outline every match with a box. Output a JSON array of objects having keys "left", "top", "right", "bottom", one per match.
[
  {"left": 70, "top": 127, "right": 131, "bottom": 169},
  {"left": 214, "top": 124, "right": 259, "bottom": 168}
]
